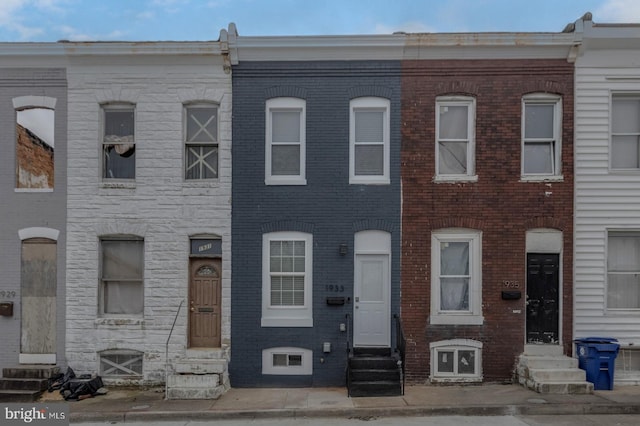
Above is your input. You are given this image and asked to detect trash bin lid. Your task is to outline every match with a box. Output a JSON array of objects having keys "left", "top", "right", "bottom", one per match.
[{"left": 574, "top": 337, "right": 619, "bottom": 344}]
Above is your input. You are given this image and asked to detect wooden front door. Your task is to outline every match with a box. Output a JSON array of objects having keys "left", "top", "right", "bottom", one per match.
[
  {"left": 188, "top": 259, "right": 221, "bottom": 347},
  {"left": 526, "top": 253, "right": 560, "bottom": 344}
]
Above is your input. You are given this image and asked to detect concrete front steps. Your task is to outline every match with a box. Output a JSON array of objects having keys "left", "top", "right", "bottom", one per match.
[
  {"left": 516, "top": 345, "right": 593, "bottom": 395},
  {"left": 166, "top": 348, "right": 229, "bottom": 400},
  {"left": 0, "top": 365, "right": 60, "bottom": 402}
]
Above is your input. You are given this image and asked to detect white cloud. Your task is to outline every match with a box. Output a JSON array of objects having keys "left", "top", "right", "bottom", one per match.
[
  {"left": 0, "top": 0, "right": 68, "bottom": 40},
  {"left": 596, "top": 0, "right": 640, "bottom": 22}
]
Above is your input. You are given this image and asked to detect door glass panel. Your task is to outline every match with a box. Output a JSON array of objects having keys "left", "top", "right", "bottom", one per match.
[{"left": 360, "top": 259, "right": 383, "bottom": 301}]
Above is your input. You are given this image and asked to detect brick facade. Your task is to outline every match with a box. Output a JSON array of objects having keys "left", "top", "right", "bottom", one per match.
[
  {"left": 16, "top": 124, "right": 54, "bottom": 189},
  {"left": 400, "top": 59, "right": 574, "bottom": 383}
]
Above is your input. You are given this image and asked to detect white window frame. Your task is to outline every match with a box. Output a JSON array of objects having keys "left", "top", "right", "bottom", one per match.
[
  {"left": 102, "top": 103, "right": 136, "bottom": 180},
  {"left": 606, "top": 230, "right": 640, "bottom": 312},
  {"left": 99, "top": 236, "right": 144, "bottom": 317},
  {"left": 435, "top": 96, "right": 477, "bottom": 181},
  {"left": 349, "top": 97, "right": 390, "bottom": 185},
  {"left": 262, "top": 231, "right": 313, "bottom": 327},
  {"left": 184, "top": 103, "right": 219, "bottom": 180},
  {"left": 265, "top": 97, "right": 306, "bottom": 185},
  {"left": 430, "top": 339, "right": 482, "bottom": 383},
  {"left": 610, "top": 93, "right": 640, "bottom": 171},
  {"left": 431, "top": 229, "right": 483, "bottom": 325},
  {"left": 262, "top": 347, "right": 312, "bottom": 375},
  {"left": 521, "top": 94, "right": 562, "bottom": 180}
]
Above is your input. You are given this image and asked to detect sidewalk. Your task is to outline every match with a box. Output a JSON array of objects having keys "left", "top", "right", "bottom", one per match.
[{"left": 55, "top": 384, "right": 640, "bottom": 423}]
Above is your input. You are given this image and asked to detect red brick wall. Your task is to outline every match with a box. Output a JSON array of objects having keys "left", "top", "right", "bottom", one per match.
[
  {"left": 16, "top": 124, "right": 54, "bottom": 189},
  {"left": 401, "top": 59, "right": 574, "bottom": 383}
]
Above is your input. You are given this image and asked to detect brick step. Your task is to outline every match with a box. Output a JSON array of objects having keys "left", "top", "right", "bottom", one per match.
[
  {"left": 0, "top": 378, "right": 48, "bottom": 391},
  {"left": 2, "top": 366, "right": 60, "bottom": 379},
  {"left": 0, "top": 389, "right": 42, "bottom": 402}
]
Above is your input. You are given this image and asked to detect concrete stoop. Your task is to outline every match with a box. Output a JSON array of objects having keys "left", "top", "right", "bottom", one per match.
[
  {"left": 516, "top": 352, "right": 594, "bottom": 395},
  {"left": 166, "top": 348, "right": 229, "bottom": 400}
]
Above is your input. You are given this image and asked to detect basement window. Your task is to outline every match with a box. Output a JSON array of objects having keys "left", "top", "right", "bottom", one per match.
[
  {"left": 262, "top": 347, "right": 312, "bottom": 375},
  {"left": 430, "top": 339, "right": 482, "bottom": 383},
  {"left": 615, "top": 346, "right": 640, "bottom": 383},
  {"left": 99, "top": 350, "right": 143, "bottom": 377}
]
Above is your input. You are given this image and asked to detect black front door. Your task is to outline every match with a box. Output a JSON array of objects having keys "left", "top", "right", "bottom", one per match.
[{"left": 526, "top": 253, "right": 559, "bottom": 344}]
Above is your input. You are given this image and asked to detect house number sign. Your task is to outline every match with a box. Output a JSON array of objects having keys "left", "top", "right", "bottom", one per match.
[
  {"left": 0, "top": 290, "right": 16, "bottom": 298},
  {"left": 503, "top": 281, "right": 520, "bottom": 289},
  {"left": 325, "top": 285, "right": 345, "bottom": 293}
]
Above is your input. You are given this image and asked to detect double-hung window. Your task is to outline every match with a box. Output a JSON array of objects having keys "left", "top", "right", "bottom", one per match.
[
  {"left": 611, "top": 94, "right": 640, "bottom": 170},
  {"left": 185, "top": 104, "right": 218, "bottom": 180},
  {"left": 607, "top": 231, "right": 640, "bottom": 310},
  {"left": 100, "top": 237, "right": 144, "bottom": 316},
  {"left": 436, "top": 96, "right": 476, "bottom": 180},
  {"left": 522, "top": 94, "right": 562, "bottom": 178},
  {"left": 262, "top": 232, "right": 312, "bottom": 327},
  {"left": 431, "top": 229, "right": 483, "bottom": 325},
  {"left": 102, "top": 104, "right": 135, "bottom": 180},
  {"left": 350, "top": 97, "right": 390, "bottom": 184},
  {"left": 265, "top": 98, "right": 306, "bottom": 185}
]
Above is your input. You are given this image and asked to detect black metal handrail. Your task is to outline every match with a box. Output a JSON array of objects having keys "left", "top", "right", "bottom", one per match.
[
  {"left": 345, "top": 312, "right": 353, "bottom": 396},
  {"left": 393, "top": 313, "right": 406, "bottom": 395}
]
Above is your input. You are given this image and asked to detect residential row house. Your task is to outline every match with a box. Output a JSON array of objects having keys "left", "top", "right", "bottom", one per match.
[{"left": 2, "top": 13, "right": 640, "bottom": 398}]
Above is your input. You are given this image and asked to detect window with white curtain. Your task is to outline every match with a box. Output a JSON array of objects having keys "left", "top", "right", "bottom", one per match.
[
  {"left": 265, "top": 98, "right": 306, "bottom": 185},
  {"left": 522, "top": 94, "right": 562, "bottom": 178},
  {"left": 349, "top": 97, "right": 390, "bottom": 184},
  {"left": 607, "top": 231, "right": 640, "bottom": 310},
  {"left": 611, "top": 94, "right": 640, "bottom": 170},
  {"left": 436, "top": 96, "right": 476, "bottom": 180},
  {"left": 100, "top": 237, "right": 144, "bottom": 316},
  {"left": 431, "top": 229, "right": 483, "bottom": 325}
]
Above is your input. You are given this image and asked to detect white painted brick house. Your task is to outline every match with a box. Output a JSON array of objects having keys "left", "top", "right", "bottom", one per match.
[
  {"left": 573, "top": 14, "right": 640, "bottom": 385},
  {"left": 64, "top": 28, "right": 237, "bottom": 398}
]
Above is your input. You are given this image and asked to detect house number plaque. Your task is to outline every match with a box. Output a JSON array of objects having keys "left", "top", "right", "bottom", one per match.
[{"left": 503, "top": 281, "right": 520, "bottom": 289}]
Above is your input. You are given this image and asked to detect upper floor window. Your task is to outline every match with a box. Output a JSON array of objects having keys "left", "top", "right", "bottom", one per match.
[
  {"left": 16, "top": 107, "right": 55, "bottom": 190},
  {"left": 431, "top": 229, "right": 483, "bottom": 325},
  {"left": 265, "top": 97, "right": 306, "bottom": 185},
  {"left": 102, "top": 104, "right": 135, "bottom": 180},
  {"left": 185, "top": 104, "right": 219, "bottom": 180},
  {"left": 607, "top": 231, "right": 640, "bottom": 310},
  {"left": 611, "top": 94, "right": 640, "bottom": 170},
  {"left": 436, "top": 96, "right": 476, "bottom": 181},
  {"left": 522, "top": 94, "right": 562, "bottom": 179},
  {"left": 262, "top": 231, "right": 313, "bottom": 327},
  {"left": 100, "top": 236, "right": 144, "bottom": 316},
  {"left": 350, "top": 97, "right": 390, "bottom": 185}
]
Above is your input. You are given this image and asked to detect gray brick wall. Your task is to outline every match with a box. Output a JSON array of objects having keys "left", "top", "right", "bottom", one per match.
[{"left": 231, "top": 61, "right": 401, "bottom": 387}]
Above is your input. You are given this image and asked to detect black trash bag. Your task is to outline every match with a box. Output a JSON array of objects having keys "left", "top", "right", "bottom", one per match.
[
  {"left": 48, "top": 367, "right": 75, "bottom": 392},
  {"left": 64, "top": 376, "right": 104, "bottom": 401}
]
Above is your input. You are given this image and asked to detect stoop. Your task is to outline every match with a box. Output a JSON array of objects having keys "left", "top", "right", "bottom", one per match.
[
  {"left": 516, "top": 345, "right": 593, "bottom": 395},
  {"left": 166, "top": 348, "right": 229, "bottom": 400}
]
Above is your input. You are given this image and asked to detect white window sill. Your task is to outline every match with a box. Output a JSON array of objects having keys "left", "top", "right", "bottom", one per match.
[
  {"left": 519, "top": 175, "right": 564, "bottom": 183},
  {"left": 608, "top": 169, "right": 640, "bottom": 175},
  {"left": 261, "top": 317, "right": 313, "bottom": 327},
  {"left": 101, "top": 181, "right": 136, "bottom": 189},
  {"left": 14, "top": 188, "right": 54, "bottom": 193},
  {"left": 349, "top": 178, "right": 390, "bottom": 185},
  {"left": 433, "top": 175, "right": 478, "bottom": 183},
  {"left": 265, "top": 178, "right": 307, "bottom": 186},
  {"left": 430, "top": 314, "right": 484, "bottom": 325},
  {"left": 95, "top": 317, "right": 144, "bottom": 327}
]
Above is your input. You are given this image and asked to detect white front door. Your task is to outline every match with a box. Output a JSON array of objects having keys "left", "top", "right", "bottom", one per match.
[{"left": 354, "top": 254, "right": 390, "bottom": 347}]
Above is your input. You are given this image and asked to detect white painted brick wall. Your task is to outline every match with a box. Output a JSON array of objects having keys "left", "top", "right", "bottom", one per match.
[{"left": 66, "top": 55, "right": 232, "bottom": 384}]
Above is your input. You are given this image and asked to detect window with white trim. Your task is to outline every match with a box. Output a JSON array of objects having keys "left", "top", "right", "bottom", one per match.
[
  {"left": 436, "top": 96, "right": 476, "bottom": 180},
  {"left": 262, "top": 232, "right": 313, "bottom": 327},
  {"left": 265, "top": 98, "right": 306, "bottom": 185},
  {"left": 522, "top": 94, "right": 562, "bottom": 178},
  {"left": 430, "top": 339, "right": 482, "bottom": 383},
  {"left": 185, "top": 104, "right": 218, "bottom": 180},
  {"left": 262, "top": 347, "right": 312, "bottom": 375},
  {"left": 350, "top": 97, "right": 390, "bottom": 184},
  {"left": 100, "top": 236, "right": 144, "bottom": 316},
  {"left": 611, "top": 94, "right": 640, "bottom": 170},
  {"left": 99, "top": 349, "right": 143, "bottom": 377},
  {"left": 607, "top": 231, "right": 640, "bottom": 310},
  {"left": 16, "top": 107, "right": 55, "bottom": 189},
  {"left": 102, "top": 103, "right": 135, "bottom": 180},
  {"left": 431, "top": 229, "right": 483, "bottom": 325}
]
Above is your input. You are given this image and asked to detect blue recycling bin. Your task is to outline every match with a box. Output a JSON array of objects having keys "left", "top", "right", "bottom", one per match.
[{"left": 574, "top": 337, "right": 620, "bottom": 390}]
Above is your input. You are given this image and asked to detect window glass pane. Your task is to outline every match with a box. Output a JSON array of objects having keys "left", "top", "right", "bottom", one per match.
[
  {"left": 104, "top": 145, "right": 135, "bottom": 179},
  {"left": 439, "top": 105, "right": 468, "bottom": 139},
  {"left": 612, "top": 135, "right": 640, "bottom": 169},
  {"left": 272, "top": 110, "right": 301, "bottom": 142},
  {"left": 102, "top": 240, "right": 143, "bottom": 279},
  {"left": 16, "top": 108, "right": 55, "bottom": 189},
  {"left": 273, "top": 354, "right": 287, "bottom": 366},
  {"left": 458, "top": 350, "right": 475, "bottom": 374},
  {"left": 186, "top": 107, "right": 217, "bottom": 142},
  {"left": 612, "top": 98, "right": 640, "bottom": 133},
  {"left": 355, "top": 145, "right": 383, "bottom": 175},
  {"left": 361, "top": 259, "right": 384, "bottom": 302},
  {"left": 440, "top": 242, "right": 469, "bottom": 275},
  {"left": 525, "top": 104, "right": 554, "bottom": 138},
  {"left": 608, "top": 235, "right": 640, "bottom": 272},
  {"left": 355, "top": 110, "right": 383, "bottom": 142},
  {"left": 288, "top": 355, "right": 303, "bottom": 366},
  {"left": 105, "top": 110, "right": 134, "bottom": 139},
  {"left": 608, "top": 274, "right": 640, "bottom": 309},
  {"left": 439, "top": 141, "right": 468, "bottom": 174},
  {"left": 272, "top": 145, "right": 301, "bottom": 175},
  {"left": 186, "top": 145, "right": 218, "bottom": 179},
  {"left": 440, "top": 278, "right": 470, "bottom": 311},
  {"left": 104, "top": 281, "right": 143, "bottom": 314},
  {"left": 437, "top": 350, "right": 454, "bottom": 373},
  {"left": 523, "top": 142, "right": 553, "bottom": 174}
]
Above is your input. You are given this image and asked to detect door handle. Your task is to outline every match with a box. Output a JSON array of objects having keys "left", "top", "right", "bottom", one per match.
[{"left": 190, "top": 307, "right": 195, "bottom": 312}]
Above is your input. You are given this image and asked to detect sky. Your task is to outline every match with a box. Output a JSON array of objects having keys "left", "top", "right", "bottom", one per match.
[{"left": 0, "top": 0, "right": 639, "bottom": 42}]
